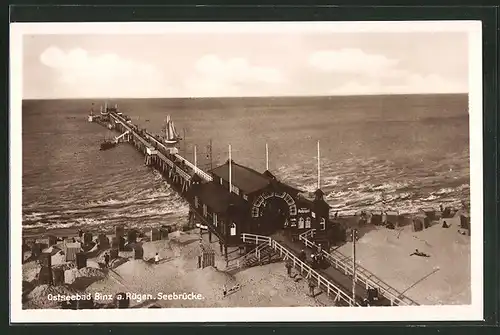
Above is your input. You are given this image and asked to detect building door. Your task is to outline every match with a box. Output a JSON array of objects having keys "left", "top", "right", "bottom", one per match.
[
  {"left": 260, "top": 197, "right": 289, "bottom": 234},
  {"left": 298, "top": 217, "right": 305, "bottom": 229},
  {"left": 320, "top": 218, "right": 326, "bottom": 230}
]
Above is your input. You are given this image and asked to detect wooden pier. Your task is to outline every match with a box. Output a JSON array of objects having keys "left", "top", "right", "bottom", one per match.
[{"left": 89, "top": 105, "right": 419, "bottom": 307}]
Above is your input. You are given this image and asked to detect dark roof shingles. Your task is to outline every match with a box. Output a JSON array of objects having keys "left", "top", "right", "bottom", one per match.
[
  {"left": 210, "top": 161, "right": 270, "bottom": 194},
  {"left": 196, "top": 182, "right": 246, "bottom": 213}
]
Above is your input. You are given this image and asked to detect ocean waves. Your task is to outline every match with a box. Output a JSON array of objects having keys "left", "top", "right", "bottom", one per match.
[
  {"left": 22, "top": 153, "right": 469, "bottom": 231},
  {"left": 22, "top": 169, "right": 189, "bottom": 231},
  {"left": 276, "top": 156, "right": 470, "bottom": 216}
]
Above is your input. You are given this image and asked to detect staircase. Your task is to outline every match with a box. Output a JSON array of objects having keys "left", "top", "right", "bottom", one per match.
[
  {"left": 242, "top": 244, "right": 280, "bottom": 268},
  {"left": 225, "top": 242, "right": 278, "bottom": 274}
]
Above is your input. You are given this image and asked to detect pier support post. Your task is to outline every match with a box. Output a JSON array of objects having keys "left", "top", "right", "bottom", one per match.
[
  {"left": 208, "top": 230, "right": 212, "bottom": 243},
  {"left": 145, "top": 154, "right": 152, "bottom": 166}
]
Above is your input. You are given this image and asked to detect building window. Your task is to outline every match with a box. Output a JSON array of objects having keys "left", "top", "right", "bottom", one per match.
[
  {"left": 311, "top": 212, "right": 316, "bottom": 218},
  {"left": 203, "top": 204, "right": 207, "bottom": 217},
  {"left": 305, "top": 217, "right": 311, "bottom": 229},
  {"left": 230, "top": 223, "right": 237, "bottom": 236},
  {"left": 231, "top": 185, "right": 240, "bottom": 195},
  {"left": 320, "top": 218, "right": 326, "bottom": 230},
  {"left": 243, "top": 194, "right": 248, "bottom": 201},
  {"left": 289, "top": 204, "right": 297, "bottom": 216},
  {"left": 194, "top": 196, "right": 199, "bottom": 209},
  {"left": 298, "top": 217, "right": 305, "bottom": 229},
  {"left": 220, "top": 178, "right": 223, "bottom": 185},
  {"left": 251, "top": 206, "right": 259, "bottom": 218},
  {"left": 213, "top": 213, "right": 218, "bottom": 227}
]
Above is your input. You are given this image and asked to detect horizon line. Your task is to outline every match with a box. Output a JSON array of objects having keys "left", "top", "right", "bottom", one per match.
[{"left": 22, "top": 92, "right": 469, "bottom": 101}]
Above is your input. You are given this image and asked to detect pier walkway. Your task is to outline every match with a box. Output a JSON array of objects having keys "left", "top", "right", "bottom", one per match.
[
  {"left": 298, "top": 229, "right": 419, "bottom": 306},
  {"left": 241, "top": 233, "right": 358, "bottom": 307},
  {"left": 91, "top": 108, "right": 419, "bottom": 307},
  {"left": 272, "top": 230, "right": 388, "bottom": 306}
]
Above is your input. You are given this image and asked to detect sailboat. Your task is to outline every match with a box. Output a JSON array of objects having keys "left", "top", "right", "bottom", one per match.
[
  {"left": 100, "top": 102, "right": 109, "bottom": 116},
  {"left": 163, "top": 115, "right": 182, "bottom": 145}
]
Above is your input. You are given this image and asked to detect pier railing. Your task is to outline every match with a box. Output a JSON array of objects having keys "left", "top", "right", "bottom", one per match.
[
  {"left": 298, "top": 229, "right": 419, "bottom": 306},
  {"left": 110, "top": 112, "right": 213, "bottom": 182},
  {"left": 241, "top": 233, "right": 272, "bottom": 246},
  {"left": 242, "top": 233, "right": 358, "bottom": 306},
  {"left": 174, "top": 154, "right": 213, "bottom": 182}
]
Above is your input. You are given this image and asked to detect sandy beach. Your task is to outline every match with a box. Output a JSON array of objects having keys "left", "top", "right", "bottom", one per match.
[
  {"left": 22, "top": 228, "right": 331, "bottom": 309},
  {"left": 22, "top": 216, "right": 470, "bottom": 309},
  {"left": 337, "top": 223, "right": 471, "bottom": 305}
]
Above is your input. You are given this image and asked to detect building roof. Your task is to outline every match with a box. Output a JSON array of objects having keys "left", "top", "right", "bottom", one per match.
[
  {"left": 196, "top": 182, "right": 246, "bottom": 213},
  {"left": 210, "top": 160, "right": 271, "bottom": 194},
  {"left": 420, "top": 207, "right": 436, "bottom": 213},
  {"left": 454, "top": 209, "right": 470, "bottom": 218},
  {"left": 65, "top": 242, "right": 81, "bottom": 249}
]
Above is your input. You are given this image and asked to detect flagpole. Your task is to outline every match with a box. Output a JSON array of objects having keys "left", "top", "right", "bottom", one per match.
[
  {"left": 352, "top": 228, "right": 357, "bottom": 305},
  {"left": 194, "top": 145, "right": 197, "bottom": 170},
  {"left": 229, "top": 144, "right": 232, "bottom": 193},
  {"left": 265, "top": 143, "right": 269, "bottom": 171},
  {"left": 183, "top": 128, "right": 187, "bottom": 154},
  {"left": 317, "top": 141, "right": 321, "bottom": 189},
  {"left": 208, "top": 139, "right": 213, "bottom": 170}
]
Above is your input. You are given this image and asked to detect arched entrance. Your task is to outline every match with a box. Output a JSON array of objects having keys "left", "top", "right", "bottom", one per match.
[{"left": 251, "top": 191, "right": 297, "bottom": 234}]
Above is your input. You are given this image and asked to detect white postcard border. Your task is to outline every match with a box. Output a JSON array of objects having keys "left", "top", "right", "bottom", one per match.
[{"left": 10, "top": 20, "right": 483, "bottom": 323}]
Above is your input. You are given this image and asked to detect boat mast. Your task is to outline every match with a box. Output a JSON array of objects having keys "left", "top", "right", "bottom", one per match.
[{"left": 165, "top": 116, "right": 170, "bottom": 139}]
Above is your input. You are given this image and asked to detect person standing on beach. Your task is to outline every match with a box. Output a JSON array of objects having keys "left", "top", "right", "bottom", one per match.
[
  {"left": 285, "top": 261, "right": 292, "bottom": 277},
  {"left": 308, "top": 280, "right": 316, "bottom": 297},
  {"left": 155, "top": 252, "right": 160, "bottom": 264},
  {"left": 104, "top": 253, "right": 110, "bottom": 268}
]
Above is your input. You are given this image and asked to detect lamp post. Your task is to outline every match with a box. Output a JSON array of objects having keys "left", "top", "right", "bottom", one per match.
[{"left": 352, "top": 228, "right": 357, "bottom": 305}]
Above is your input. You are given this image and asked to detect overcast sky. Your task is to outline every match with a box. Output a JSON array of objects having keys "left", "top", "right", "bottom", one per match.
[{"left": 22, "top": 32, "right": 469, "bottom": 99}]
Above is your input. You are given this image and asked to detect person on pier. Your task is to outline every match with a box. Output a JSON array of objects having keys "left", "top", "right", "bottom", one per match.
[
  {"left": 299, "top": 249, "right": 306, "bottom": 262},
  {"left": 311, "top": 253, "right": 317, "bottom": 269}
]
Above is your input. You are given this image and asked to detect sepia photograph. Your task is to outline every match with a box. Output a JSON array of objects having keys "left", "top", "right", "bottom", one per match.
[{"left": 10, "top": 21, "right": 483, "bottom": 322}]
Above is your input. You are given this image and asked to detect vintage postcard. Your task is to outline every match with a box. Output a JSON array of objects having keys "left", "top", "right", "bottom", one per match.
[{"left": 10, "top": 21, "right": 483, "bottom": 323}]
